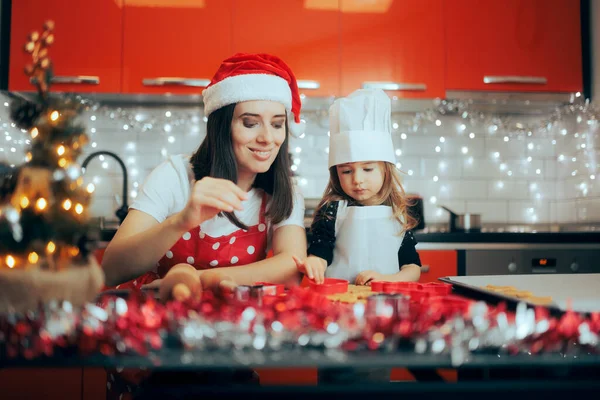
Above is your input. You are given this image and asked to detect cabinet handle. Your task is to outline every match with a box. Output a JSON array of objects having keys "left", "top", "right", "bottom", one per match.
[
  {"left": 362, "top": 81, "right": 427, "bottom": 91},
  {"left": 297, "top": 80, "right": 320, "bottom": 90},
  {"left": 142, "top": 77, "right": 211, "bottom": 87},
  {"left": 31, "top": 75, "right": 100, "bottom": 85},
  {"left": 483, "top": 76, "right": 547, "bottom": 85},
  {"left": 421, "top": 265, "right": 430, "bottom": 273}
]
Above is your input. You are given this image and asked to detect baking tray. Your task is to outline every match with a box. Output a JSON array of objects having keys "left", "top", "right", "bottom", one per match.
[{"left": 439, "top": 274, "right": 600, "bottom": 315}]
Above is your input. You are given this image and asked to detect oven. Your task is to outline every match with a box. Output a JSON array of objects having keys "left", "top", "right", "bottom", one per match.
[{"left": 465, "top": 246, "right": 600, "bottom": 276}]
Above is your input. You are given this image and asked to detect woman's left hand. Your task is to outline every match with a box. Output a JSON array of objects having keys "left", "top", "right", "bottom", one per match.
[{"left": 355, "top": 270, "right": 385, "bottom": 286}]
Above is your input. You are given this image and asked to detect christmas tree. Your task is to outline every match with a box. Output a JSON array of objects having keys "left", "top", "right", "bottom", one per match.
[{"left": 0, "top": 21, "right": 95, "bottom": 271}]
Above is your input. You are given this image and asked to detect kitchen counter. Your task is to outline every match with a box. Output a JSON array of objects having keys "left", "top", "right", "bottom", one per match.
[
  {"left": 414, "top": 232, "right": 600, "bottom": 243},
  {"left": 414, "top": 232, "right": 600, "bottom": 250}
]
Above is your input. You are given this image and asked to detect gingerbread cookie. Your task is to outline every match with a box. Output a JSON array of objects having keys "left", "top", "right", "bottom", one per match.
[{"left": 484, "top": 284, "right": 552, "bottom": 305}]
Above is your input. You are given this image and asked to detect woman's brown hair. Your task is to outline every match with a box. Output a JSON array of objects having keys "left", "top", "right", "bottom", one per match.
[
  {"left": 315, "top": 162, "right": 417, "bottom": 234},
  {"left": 189, "top": 103, "right": 294, "bottom": 229}
]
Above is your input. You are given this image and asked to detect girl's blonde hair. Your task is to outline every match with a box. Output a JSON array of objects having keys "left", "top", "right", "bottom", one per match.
[{"left": 314, "top": 162, "right": 417, "bottom": 234}]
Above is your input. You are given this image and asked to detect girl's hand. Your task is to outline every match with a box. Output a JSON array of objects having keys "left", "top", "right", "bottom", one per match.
[
  {"left": 293, "top": 255, "right": 327, "bottom": 284},
  {"left": 175, "top": 177, "right": 248, "bottom": 232},
  {"left": 141, "top": 279, "right": 162, "bottom": 290},
  {"left": 355, "top": 270, "right": 385, "bottom": 286}
]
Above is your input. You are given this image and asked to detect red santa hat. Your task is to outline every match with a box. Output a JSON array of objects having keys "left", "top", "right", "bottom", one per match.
[{"left": 202, "top": 53, "right": 305, "bottom": 136}]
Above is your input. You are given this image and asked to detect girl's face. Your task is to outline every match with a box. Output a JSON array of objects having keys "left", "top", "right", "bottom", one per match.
[
  {"left": 336, "top": 161, "right": 385, "bottom": 202},
  {"left": 231, "top": 100, "right": 287, "bottom": 177}
]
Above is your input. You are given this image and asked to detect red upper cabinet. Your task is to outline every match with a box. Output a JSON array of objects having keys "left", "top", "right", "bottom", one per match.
[
  {"left": 340, "top": 0, "right": 445, "bottom": 99},
  {"left": 122, "top": 0, "right": 233, "bottom": 95},
  {"left": 232, "top": 0, "right": 341, "bottom": 98},
  {"left": 445, "top": 0, "right": 582, "bottom": 93},
  {"left": 9, "top": 0, "right": 123, "bottom": 93}
]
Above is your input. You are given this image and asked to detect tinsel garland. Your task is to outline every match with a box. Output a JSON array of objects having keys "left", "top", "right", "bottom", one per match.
[{"left": 2, "top": 285, "right": 599, "bottom": 367}]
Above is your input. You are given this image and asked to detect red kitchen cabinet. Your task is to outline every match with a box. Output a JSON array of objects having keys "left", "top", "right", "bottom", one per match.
[
  {"left": 445, "top": 0, "right": 582, "bottom": 93},
  {"left": 122, "top": 0, "right": 233, "bottom": 95},
  {"left": 418, "top": 249, "right": 458, "bottom": 283},
  {"left": 340, "top": 0, "right": 445, "bottom": 98},
  {"left": 0, "top": 369, "right": 83, "bottom": 399},
  {"left": 9, "top": 0, "right": 123, "bottom": 93},
  {"left": 232, "top": 0, "right": 341, "bottom": 98}
]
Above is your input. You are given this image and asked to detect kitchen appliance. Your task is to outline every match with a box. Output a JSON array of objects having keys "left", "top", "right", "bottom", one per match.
[
  {"left": 464, "top": 248, "right": 600, "bottom": 275},
  {"left": 406, "top": 194, "right": 425, "bottom": 231},
  {"left": 439, "top": 205, "right": 481, "bottom": 232}
]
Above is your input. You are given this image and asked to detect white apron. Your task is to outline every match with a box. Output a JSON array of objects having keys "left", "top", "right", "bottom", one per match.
[{"left": 325, "top": 200, "right": 405, "bottom": 283}]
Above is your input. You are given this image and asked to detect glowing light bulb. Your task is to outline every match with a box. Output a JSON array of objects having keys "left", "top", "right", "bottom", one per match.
[
  {"left": 28, "top": 252, "right": 39, "bottom": 264},
  {"left": 20, "top": 196, "right": 30, "bottom": 208},
  {"left": 36, "top": 198, "right": 47, "bottom": 210}
]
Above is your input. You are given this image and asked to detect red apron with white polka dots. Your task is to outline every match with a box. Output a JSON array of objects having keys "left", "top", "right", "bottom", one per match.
[
  {"left": 105, "top": 193, "right": 268, "bottom": 399},
  {"left": 112, "top": 192, "right": 269, "bottom": 290}
]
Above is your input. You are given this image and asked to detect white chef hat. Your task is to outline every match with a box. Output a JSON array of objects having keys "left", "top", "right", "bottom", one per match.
[{"left": 328, "top": 88, "right": 396, "bottom": 168}]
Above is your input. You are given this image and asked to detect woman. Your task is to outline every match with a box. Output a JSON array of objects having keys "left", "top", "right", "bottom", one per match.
[
  {"left": 102, "top": 53, "right": 307, "bottom": 293},
  {"left": 102, "top": 54, "right": 308, "bottom": 398}
]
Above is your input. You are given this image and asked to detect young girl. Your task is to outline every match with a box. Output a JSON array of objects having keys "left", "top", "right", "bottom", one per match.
[
  {"left": 295, "top": 88, "right": 421, "bottom": 285},
  {"left": 295, "top": 88, "right": 422, "bottom": 385}
]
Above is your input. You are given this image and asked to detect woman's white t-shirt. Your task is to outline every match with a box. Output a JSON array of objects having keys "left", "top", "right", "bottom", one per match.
[{"left": 129, "top": 155, "right": 305, "bottom": 247}]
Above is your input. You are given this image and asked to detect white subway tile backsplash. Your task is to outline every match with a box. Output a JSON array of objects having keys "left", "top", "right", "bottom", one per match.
[
  {"left": 487, "top": 180, "right": 529, "bottom": 200},
  {"left": 461, "top": 158, "right": 506, "bottom": 178},
  {"left": 1, "top": 92, "right": 598, "bottom": 224},
  {"left": 420, "top": 158, "right": 463, "bottom": 178},
  {"left": 402, "top": 179, "right": 439, "bottom": 199},
  {"left": 89, "top": 196, "right": 120, "bottom": 219},
  {"left": 508, "top": 200, "right": 551, "bottom": 224},
  {"left": 544, "top": 159, "right": 558, "bottom": 179},
  {"left": 485, "top": 137, "right": 527, "bottom": 159},
  {"left": 509, "top": 159, "right": 545, "bottom": 179},
  {"left": 465, "top": 200, "right": 508, "bottom": 223},
  {"left": 397, "top": 135, "right": 442, "bottom": 157},
  {"left": 551, "top": 200, "right": 578, "bottom": 223},
  {"left": 576, "top": 197, "right": 600, "bottom": 221},
  {"left": 396, "top": 156, "right": 423, "bottom": 178},
  {"left": 528, "top": 181, "right": 556, "bottom": 202},
  {"left": 456, "top": 180, "right": 488, "bottom": 199},
  {"left": 526, "top": 138, "right": 557, "bottom": 158}
]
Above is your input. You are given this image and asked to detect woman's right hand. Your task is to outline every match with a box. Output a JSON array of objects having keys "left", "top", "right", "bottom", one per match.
[
  {"left": 293, "top": 255, "right": 327, "bottom": 284},
  {"left": 175, "top": 177, "right": 248, "bottom": 231}
]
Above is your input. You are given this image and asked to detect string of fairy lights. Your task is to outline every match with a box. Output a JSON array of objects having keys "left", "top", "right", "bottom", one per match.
[{"left": 1, "top": 92, "right": 598, "bottom": 228}]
